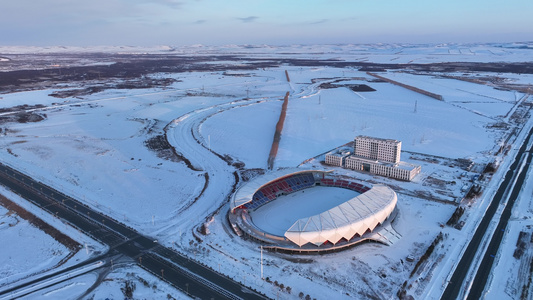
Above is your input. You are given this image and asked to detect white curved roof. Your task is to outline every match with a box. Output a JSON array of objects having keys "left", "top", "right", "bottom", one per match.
[
  {"left": 230, "top": 169, "right": 332, "bottom": 212},
  {"left": 284, "top": 184, "right": 397, "bottom": 247}
]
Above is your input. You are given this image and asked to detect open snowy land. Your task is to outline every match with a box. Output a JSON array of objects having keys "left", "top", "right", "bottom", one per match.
[{"left": 0, "top": 42, "right": 532, "bottom": 299}]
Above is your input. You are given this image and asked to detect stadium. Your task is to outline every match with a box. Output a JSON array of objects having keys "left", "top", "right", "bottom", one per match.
[{"left": 228, "top": 169, "right": 400, "bottom": 253}]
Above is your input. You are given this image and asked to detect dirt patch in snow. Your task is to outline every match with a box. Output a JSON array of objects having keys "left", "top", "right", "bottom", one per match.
[{"left": 0, "top": 104, "right": 47, "bottom": 125}]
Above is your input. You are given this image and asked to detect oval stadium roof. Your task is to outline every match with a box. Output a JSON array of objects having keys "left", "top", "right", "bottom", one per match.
[{"left": 284, "top": 184, "right": 397, "bottom": 246}]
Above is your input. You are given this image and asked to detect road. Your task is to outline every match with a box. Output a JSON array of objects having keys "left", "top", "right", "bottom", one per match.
[
  {"left": 0, "top": 162, "right": 267, "bottom": 300},
  {"left": 467, "top": 135, "right": 533, "bottom": 299},
  {"left": 441, "top": 126, "right": 533, "bottom": 300}
]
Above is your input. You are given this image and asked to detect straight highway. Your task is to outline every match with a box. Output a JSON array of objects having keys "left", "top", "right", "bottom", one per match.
[
  {"left": 441, "top": 126, "right": 533, "bottom": 299},
  {"left": 467, "top": 134, "right": 533, "bottom": 299},
  {"left": 0, "top": 162, "right": 267, "bottom": 300}
]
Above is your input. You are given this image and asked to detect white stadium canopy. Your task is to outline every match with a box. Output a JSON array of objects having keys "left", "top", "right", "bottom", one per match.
[
  {"left": 283, "top": 184, "right": 397, "bottom": 247},
  {"left": 230, "top": 168, "right": 397, "bottom": 248}
]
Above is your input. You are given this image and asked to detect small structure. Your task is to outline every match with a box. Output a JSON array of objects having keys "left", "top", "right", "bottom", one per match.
[
  {"left": 324, "top": 149, "right": 351, "bottom": 167},
  {"left": 325, "top": 135, "right": 421, "bottom": 181}
]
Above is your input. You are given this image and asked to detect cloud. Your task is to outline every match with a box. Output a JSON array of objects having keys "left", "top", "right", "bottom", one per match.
[
  {"left": 236, "top": 16, "right": 259, "bottom": 23},
  {"left": 147, "top": 0, "right": 184, "bottom": 9},
  {"left": 194, "top": 20, "right": 207, "bottom": 24},
  {"left": 310, "top": 19, "right": 329, "bottom": 25}
]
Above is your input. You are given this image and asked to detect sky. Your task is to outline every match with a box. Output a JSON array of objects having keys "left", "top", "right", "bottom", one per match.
[{"left": 1, "top": 0, "right": 532, "bottom": 46}]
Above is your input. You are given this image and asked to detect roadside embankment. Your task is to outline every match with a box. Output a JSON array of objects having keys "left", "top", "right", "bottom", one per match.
[
  {"left": 267, "top": 92, "right": 290, "bottom": 170},
  {"left": 367, "top": 72, "right": 443, "bottom": 101}
]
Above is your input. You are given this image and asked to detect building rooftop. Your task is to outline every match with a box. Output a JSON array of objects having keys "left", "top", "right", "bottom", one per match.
[{"left": 355, "top": 135, "right": 400, "bottom": 144}]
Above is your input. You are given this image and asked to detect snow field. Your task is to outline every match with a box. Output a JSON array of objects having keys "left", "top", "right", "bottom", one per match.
[
  {"left": 0, "top": 46, "right": 531, "bottom": 299},
  {"left": 277, "top": 82, "right": 499, "bottom": 168},
  {"left": 200, "top": 100, "right": 282, "bottom": 169},
  {"left": 0, "top": 204, "right": 71, "bottom": 288},
  {"left": 379, "top": 72, "right": 519, "bottom": 118},
  {"left": 0, "top": 99, "right": 203, "bottom": 230},
  {"left": 21, "top": 265, "right": 185, "bottom": 300},
  {"left": 0, "top": 186, "right": 106, "bottom": 291}
]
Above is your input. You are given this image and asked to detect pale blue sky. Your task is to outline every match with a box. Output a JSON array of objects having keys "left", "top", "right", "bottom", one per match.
[{"left": 1, "top": 0, "right": 532, "bottom": 46}]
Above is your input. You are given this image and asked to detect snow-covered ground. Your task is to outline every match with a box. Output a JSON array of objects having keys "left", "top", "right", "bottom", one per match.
[
  {"left": 0, "top": 186, "right": 106, "bottom": 295},
  {"left": 483, "top": 137, "right": 533, "bottom": 300},
  {"left": 18, "top": 265, "right": 185, "bottom": 300},
  {"left": 0, "top": 43, "right": 532, "bottom": 299},
  {"left": 0, "top": 201, "right": 72, "bottom": 286},
  {"left": 1, "top": 42, "right": 532, "bottom": 64}
]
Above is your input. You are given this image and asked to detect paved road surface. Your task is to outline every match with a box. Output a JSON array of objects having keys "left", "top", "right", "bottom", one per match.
[
  {"left": 441, "top": 127, "right": 533, "bottom": 299},
  {"left": 467, "top": 136, "right": 533, "bottom": 299},
  {"left": 0, "top": 162, "right": 267, "bottom": 300}
]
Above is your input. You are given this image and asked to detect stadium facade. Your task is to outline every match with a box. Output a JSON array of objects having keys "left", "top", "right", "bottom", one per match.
[{"left": 228, "top": 169, "right": 400, "bottom": 253}]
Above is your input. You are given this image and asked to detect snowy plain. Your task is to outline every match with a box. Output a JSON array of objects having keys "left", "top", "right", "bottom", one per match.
[{"left": 0, "top": 42, "right": 532, "bottom": 299}]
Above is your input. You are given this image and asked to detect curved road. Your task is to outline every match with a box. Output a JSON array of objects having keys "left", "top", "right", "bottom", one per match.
[
  {"left": 165, "top": 97, "right": 281, "bottom": 223},
  {"left": 0, "top": 74, "right": 333, "bottom": 299}
]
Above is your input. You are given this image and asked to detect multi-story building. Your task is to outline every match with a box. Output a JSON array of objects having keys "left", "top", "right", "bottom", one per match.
[
  {"left": 325, "top": 136, "right": 421, "bottom": 181},
  {"left": 354, "top": 136, "right": 401, "bottom": 164},
  {"left": 324, "top": 149, "right": 351, "bottom": 167},
  {"left": 344, "top": 156, "right": 421, "bottom": 181}
]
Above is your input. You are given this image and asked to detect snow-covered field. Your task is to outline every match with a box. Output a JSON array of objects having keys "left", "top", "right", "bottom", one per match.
[
  {"left": 18, "top": 265, "right": 185, "bottom": 300},
  {"left": 0, "top": 186, "right": 106, "bottom": 296},
  {"left": 0, "top": 203, "right": 71, "bottom": 286},
  {"left": 0, "top": 42, "right": 532, "bottom": 299},
  {"left": 1, "top": 42, "right": 533, "bottom": 63}
]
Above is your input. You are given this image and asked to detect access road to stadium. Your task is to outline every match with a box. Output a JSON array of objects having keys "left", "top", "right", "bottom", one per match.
[
  {"left": 441, "top": 126, "right": 533, "bottom": 300},
  {"left": 0, "top": 162, "right": 268, "bottom": 300}
]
